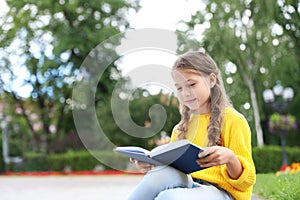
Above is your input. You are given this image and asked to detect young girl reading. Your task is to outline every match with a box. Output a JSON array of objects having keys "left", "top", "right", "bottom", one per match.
[{"left": 128, "top": 51, "right": 256, "bottom": 200}]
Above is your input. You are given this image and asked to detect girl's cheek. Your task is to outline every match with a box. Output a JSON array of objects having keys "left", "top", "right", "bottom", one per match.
[{"left": 177, "top": 93, "right": 183, "bottom": 101}]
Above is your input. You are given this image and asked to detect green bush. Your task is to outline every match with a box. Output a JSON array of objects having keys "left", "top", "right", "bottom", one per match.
[
  {"left": 13, "top": 150, "right": 129, "bottom": 172},
  {"left": 0, "top": 133, "right": 24, "bottom": 172},
  {"left": 4, "top": 145, "right": 300, "bottom": 173},
  {"left": 253, "top": 145, "right": 300, "bottom": 173},
  {"left": 286, "top": 146, "right": 300, "bottom": 164}
]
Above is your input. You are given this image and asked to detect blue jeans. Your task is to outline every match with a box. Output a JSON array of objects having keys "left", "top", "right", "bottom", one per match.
[{"left": 127, "top": 166, "right": 233, "bottom": 200}]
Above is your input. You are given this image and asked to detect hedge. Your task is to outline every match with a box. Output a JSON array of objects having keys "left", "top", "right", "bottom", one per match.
[
  {"left": 253, "top": 145, "right": 300, "bottom": 173},
  {"left": 7, "top": 150, "right": 129, "bottom": 172},
  {"left": 2, "top": 145, "right": 300, "bottom": 173}
]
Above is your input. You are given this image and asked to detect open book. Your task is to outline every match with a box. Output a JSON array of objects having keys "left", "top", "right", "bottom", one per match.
[{"left": 114, "top": 139, "right": 206, "bottom": 174}]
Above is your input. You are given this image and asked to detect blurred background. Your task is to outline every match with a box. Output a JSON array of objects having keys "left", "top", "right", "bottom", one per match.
[{"left": 0, "top": 0, "right": 299, "bottom": 175}]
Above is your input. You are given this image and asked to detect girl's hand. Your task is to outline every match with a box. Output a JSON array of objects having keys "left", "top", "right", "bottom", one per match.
[
  {"left": 130, "top": 158, "right": 155, "bottom": 173},
  {"left": 196, "top": 146, "right": 242, "bottom": 179},
  {"left": 196, "top": 146, "right": 234, "bottom": 168}
]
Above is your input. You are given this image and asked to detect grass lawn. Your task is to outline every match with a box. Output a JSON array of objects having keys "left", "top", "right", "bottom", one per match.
[{"left": 254, "top": 173, "right": 300, "bottom": 200}]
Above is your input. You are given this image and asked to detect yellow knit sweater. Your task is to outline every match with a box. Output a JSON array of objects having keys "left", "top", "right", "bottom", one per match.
[{"left": 170, "top": 107, "right": 256, "bottom": 200}]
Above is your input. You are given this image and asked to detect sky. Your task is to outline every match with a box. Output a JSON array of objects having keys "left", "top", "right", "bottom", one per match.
[
  {"left": 117, "top": 0, "right": 205, "bottom": 93},
  {"left": 0, "top": 0, "right": 204, "bottom": 28},
  {"left": 0, "top": 0, "right": 8, "bottom": 15},
  {"left": 129, "top": 0, "right": 203, "bottom": 30},
  {"left": 0, "top": 0, "right": 205, "bottom": 96}
]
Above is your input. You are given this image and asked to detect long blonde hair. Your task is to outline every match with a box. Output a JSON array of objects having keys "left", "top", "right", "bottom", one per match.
[{"left": 173, "top": 51, "right": 231, "bottom": 146}]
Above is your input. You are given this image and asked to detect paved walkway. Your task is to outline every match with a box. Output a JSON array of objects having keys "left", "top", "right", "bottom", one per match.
[{"left": 0, "top": 175, "right": 264, "bottom": 200}]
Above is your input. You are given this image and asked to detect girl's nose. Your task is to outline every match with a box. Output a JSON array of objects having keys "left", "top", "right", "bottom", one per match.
[{"left": 183, "top": 88, "right": 191, "bottom": 97}]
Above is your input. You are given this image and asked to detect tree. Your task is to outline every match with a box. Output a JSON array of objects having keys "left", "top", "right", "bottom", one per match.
[
  {"left": 266, "top": 0, "right": 300, "bottom": 147},
  {"left": 177, "top": 0, "right": 300, "bottom": 147},
  {"left": 97, "top": 87, "right": 180, "bottom": 149},
  {"left": 0, "top": 0, "right": 139, "bottom": 153},
  {"left": 275, "top": 0, "right": 300, "bottom": 59}
]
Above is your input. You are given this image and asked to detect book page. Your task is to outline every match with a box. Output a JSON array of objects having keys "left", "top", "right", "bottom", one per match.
[
  {"left": 115, "top": 146, "right": 150, "bottom": 155},
  {"left": 114, "top": 146, "right": 163, "bottom": 165},
  {"left": 149, "top": 139, "right": 190, "bottom": 157}
]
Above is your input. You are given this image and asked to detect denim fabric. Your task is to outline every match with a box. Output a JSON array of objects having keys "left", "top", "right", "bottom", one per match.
[{"left": 127, "top": 166, "right": 233, "bottom": 200}]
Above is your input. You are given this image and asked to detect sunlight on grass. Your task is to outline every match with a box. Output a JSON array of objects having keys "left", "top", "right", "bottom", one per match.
[{"left": 254, "top": 173, "right": 300, "bottom": 200}]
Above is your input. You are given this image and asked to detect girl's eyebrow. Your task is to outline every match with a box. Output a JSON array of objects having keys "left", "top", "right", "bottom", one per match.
[
  {"left": 186, "top": 79, "right": 196, "bottom": 82},
  {"left": 174, "top": 79, "right": 197, "bottom": 86},
  {"left": 184, "top": 79, "right": 197, "bottom": 83}
]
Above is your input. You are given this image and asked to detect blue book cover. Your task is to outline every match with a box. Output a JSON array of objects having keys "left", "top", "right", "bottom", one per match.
[{"left": 114, "top": 140, "right": 206, "bottom": 174}]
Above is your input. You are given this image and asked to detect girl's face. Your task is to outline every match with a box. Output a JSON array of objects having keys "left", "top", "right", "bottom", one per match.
[{"left": 172, "top": 69, "right": 214, "bottom": 114}]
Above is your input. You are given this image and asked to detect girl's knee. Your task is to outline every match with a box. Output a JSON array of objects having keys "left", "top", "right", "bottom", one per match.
[
  {"left": 147, "top": 166, "right": 192, "bottom": 188},
  {"left": 128, "top": 167, "right": 193, "bottom": 200}
]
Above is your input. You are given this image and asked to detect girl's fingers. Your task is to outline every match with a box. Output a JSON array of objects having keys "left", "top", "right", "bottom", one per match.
[
  {"left": 197, "top": 147, "right": 222, "bottom": 167},
  {"left": 198, "top": 146, "right": 216, "bottom": 158},
  {"left": 132, "top": 160, "right": 154, "bottom": 173}
]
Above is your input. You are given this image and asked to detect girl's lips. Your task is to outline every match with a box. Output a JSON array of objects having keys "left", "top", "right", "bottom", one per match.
[{"left": 185, "top": 98, "right": 197, "bottom": 104}]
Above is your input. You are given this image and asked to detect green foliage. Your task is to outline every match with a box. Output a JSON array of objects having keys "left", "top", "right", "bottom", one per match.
[
  {"left": 268, "top": 113, "right": 297, "bottom": 133},
  {"left": 0, "top": 136, "right": 5, "bottom": 172},
  {"left": 0, "top": 128, "right": 24, "bottom": 172},
  {"left": 253, "top": 146, "right": 283, "bottom": 173},
  {"left": 253, "top": 145, "right": 300, "bottom": 173},
  {"left": 177, "top": 0, "right": 300, "bottom": 146},
  {"left": 254, "top": 173, "right": 300, "bottom": 200},
  {"left": 12, "top": 150, "right": 128, "bottom": 172},
  {"left": 97, "top": 89, "right": 180, "bottom": 149},
  {"left": 262, "top": 122, "right": 300, "bottom": 147},
  {"left": 0, "top": 0, "right": 140, "bottom": 153}
]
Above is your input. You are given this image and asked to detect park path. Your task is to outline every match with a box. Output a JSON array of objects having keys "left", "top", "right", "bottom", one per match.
[{"left": 0, "top": 175, "right": 264, "bottom": 200}]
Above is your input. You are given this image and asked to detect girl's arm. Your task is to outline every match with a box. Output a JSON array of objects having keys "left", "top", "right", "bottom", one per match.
[
  {"left": 196, "top": 109, "right": 256, "bottom": 191},
  {"left": 197, "top": 146, "right": 243, "bottom": 179}
]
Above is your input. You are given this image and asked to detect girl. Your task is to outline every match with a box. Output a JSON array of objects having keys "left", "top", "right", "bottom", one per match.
[{"left": 128, "top": 51, "right": 256, "bottom": 200}]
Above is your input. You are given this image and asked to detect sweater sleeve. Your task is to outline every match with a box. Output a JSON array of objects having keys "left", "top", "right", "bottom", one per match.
[
  {"left": 221, "top": 110, "right": 256, "bottom": 191},
  {"left": 221, "top": 156, "right": 256, "bottom": 191}
]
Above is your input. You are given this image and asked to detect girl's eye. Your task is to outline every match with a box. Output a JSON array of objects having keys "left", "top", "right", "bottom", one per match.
[
  {"left": 188, "top": 83, "right": 196, "bottom": 87},
  {"left": 176, "top": 87, "right": 182, "bottom": 91}
]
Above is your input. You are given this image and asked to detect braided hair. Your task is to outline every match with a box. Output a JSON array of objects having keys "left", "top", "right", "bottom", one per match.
[{"left": 172, "top": 51, "right": 231, "bottom": 146}]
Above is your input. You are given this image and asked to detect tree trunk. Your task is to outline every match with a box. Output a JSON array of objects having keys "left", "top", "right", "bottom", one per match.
[
  {"left": 242, "top": 72, "right": 264, "bottom": 147},
  {"left": 12, "top": 93, "right": 40, "bottom": 152}
]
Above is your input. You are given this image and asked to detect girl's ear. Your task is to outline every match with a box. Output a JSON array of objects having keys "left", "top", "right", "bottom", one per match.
[{"left": 209, "top": 73, "right": 217, "bottom": 88}]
